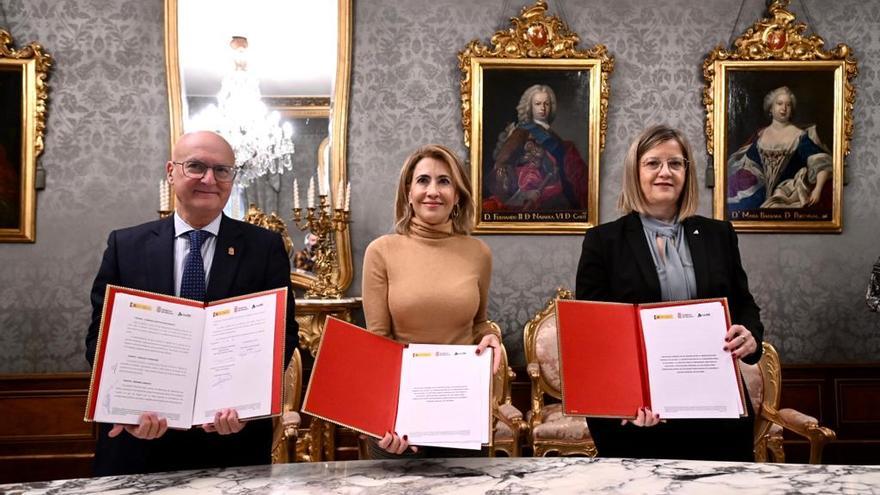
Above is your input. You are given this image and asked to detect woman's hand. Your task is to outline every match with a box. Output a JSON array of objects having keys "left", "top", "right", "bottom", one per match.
[
  {"left": 621, "top": 407, "right": 661, "bottom": 427},
  {"left": 202, "top": 408, "right": 246, "bottom": 435},
  {"left": 108, "top": 412, "right": 168, "bottom": 440},
  {"left": 476, "top": 334, "right": 502, "bottom": 374},
  {"left": 724, "top": 324, "right": 757, "bottom": 360},
  {"left": 805, "top": 184, "right": 822, "bottom": 206},
  {"left": 377, "top": 431, "right": 417, "bottom": 454}
]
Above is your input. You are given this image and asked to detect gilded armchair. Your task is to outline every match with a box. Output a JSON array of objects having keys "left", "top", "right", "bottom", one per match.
[
  {"left": 740, "top": 342, "right": 836, "bottom": 463},
  {"left": 523, "top": 288, "right": 596, "bottom": 457},
  {"left": 271, "top": 347, "right": 303, "bottom": 463},
  {"left": 488, "top": 321, "right": 526, "bottom": 457}
]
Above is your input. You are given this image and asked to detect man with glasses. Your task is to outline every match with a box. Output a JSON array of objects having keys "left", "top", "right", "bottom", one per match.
[{"left": 85, "top": 131, "right": 298, "bottom": 475}]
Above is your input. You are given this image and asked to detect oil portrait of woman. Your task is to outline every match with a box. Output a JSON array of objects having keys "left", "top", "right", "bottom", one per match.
[{"left": 726, "top": 86, "right": 833, "bottom": 214}]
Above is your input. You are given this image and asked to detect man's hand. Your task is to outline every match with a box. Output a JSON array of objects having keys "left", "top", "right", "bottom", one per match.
[
  {"left": 202, "top": 408, "right": 246, "bottom": 435},
  {"left": 108, "top": 412, "right": 168, "bottom": 440}
]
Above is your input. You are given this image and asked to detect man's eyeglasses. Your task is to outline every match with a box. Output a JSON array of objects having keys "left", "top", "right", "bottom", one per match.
[
  {"left": 641, "top": 157, "right": 688, "bottom": 173},
  {"left": 172, "top": 160, "right": 238, "bottom": 182}
]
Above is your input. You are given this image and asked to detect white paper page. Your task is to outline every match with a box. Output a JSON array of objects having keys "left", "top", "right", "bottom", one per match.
[
  {"left": 416, "top": 349, "right": 491, "bottom": 450},
  {"left": 93, "top": 293, "right": 205, "bottom": 429},
  {"left": 393, "top": 344, "right": 491, "bottom": 449},
  {"left": 192, "top": 293, "right": 278, "bottom": 425},
  {"left": 639, "top": 301, "right": 743, "bottom": 419}
]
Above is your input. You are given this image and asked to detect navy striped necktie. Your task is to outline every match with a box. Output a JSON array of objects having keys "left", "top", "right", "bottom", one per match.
[{"left": 180, "top": 230, "right": 211, "bottom": 301}]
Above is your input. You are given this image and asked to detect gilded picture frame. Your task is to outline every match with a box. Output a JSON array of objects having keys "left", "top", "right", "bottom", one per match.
[
  {"left": 0, "top": 30, "right": 51, "bottom": 243},
  {"left": 703, "top": 0, "right": 857, "bottom": 233},
  {"left": 459, "top": 0, "right": 612, "bottom": 234}
]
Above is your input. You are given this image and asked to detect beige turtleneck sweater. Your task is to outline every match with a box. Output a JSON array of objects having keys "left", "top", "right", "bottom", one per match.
[{"left": 362, "top": 219, "right": 498, "bottom": 345}]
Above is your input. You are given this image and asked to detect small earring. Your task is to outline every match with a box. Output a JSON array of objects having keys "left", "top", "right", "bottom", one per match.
[
  {"left": 408, "top": 203, "right": 415, "bottom": 215},
  {"left": 450, "top": 204, "right": 461, "bottom": 219}
]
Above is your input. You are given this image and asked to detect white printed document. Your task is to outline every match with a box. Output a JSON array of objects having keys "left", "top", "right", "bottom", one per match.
[
  {"left": 394, "top": 344, "right": 491, "bottom": 449},
  {"left": 638, "top": 301, "right": 745, "bottom": 419},
  {"left": 303, "top": 319, "right": 493, "bottom": 450},
  {"left": 85, "top": 285, "right": 286, "bottom": 428}
]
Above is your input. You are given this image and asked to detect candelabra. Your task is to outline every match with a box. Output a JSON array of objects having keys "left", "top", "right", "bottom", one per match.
[
  {"left": 292, "top": 192, "right": 350, "bottom": 299},
  {"left": 159, "top": 179, "right": 173, "bottom": 218}
]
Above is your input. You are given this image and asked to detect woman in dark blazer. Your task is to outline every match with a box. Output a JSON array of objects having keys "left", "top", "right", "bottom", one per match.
[{"left": 576, "top": 124, "right": 763, "bottom": 461}]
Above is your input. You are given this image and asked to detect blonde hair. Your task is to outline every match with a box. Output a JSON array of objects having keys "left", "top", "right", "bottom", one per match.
[
  {"left": 617, "top": 124, "right": 699, "bottom": 220},
  {"left": 394, "top": 144, "right": 475, "bottom": 235}
]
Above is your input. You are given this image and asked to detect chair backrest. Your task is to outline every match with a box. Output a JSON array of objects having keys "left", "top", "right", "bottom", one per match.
[
  {"left": 283, "top": 347, "right": 303, "bottom": 413},
  {"left": 739, "top": 342, "right": 781, "bottom": 441},
  {"left": 523, "top": 288, "right": 573, "bottom": 401},
  {"left": 487, "top": 321, "right": 511, "bottom": 406}
]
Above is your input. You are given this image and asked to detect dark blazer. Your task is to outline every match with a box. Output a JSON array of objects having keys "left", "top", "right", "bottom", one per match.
[
  {"left": 576, "top": 212, "right": 763, "bottom": 364},
  {"left": 574, "top": 212, "right": 763, "bottom": 461},
  {"left": 86, "top": 215, "right": 298, "bottom": 476}
]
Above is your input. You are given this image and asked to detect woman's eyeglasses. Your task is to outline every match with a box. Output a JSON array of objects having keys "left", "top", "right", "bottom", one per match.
[{"left": 640, "top": 157, "right": 688, "bottom": 173}]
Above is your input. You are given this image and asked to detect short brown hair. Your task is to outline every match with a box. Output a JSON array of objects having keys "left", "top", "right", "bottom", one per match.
[
  {"left": 394, "top": 144, "right": 475, "bottom": 235},
  {"left": 617, "top": 124, "right": 699, "bottom": 220}
]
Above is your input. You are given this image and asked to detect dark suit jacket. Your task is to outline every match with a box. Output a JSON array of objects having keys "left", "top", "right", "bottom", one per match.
[
  {"left": 574, "top": 212, "right": 763, "bottom": 461},
  {"left": 86, "top": 214, "right": 298, "bottom": 475}
]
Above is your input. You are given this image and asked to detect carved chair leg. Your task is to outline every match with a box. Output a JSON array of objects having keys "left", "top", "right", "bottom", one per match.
[
  {"left": 767, "top": 436, "right": 786, "bottom": 463},
  {"left": 808, "top": 432, "right": 833, "bottom": 464},
  {"left": 754, "top": 436, "right": 768, "bottom": 463}
]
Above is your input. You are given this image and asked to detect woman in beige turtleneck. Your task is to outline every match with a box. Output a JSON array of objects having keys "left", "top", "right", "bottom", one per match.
[{"left": 362, "top": 144, "right": 502, "bottom": 457}]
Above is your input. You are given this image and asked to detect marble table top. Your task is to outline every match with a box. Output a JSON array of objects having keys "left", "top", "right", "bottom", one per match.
[{"left": 2, "top": 457, "right": 878, "bottom": 494}]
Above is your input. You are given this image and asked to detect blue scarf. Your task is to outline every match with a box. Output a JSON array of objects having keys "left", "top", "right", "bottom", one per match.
[{"left": 640, "top": 214, "right": 697, "bottom": 301}]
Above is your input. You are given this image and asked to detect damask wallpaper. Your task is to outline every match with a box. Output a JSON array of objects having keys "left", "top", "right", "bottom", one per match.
[{"left": 0, "top": 0, "right": 877, "bottom": 372}]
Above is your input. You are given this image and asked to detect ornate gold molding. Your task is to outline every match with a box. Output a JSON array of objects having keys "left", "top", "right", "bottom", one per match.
[
  {"left": 0, "top": 30, "right": 52, "bottom": 159},
  {"left": 0, "top": 30, "right": 52, "bottom": 243},
  {"left": 164, "top": 0, "right": 355, "bottom": 292},
  {"left": 244, "top": 204, "right": 294, "bottom": 255},
  {"left": 703, "top": 0, "right": 858, "bottom": 156},
  {"left": 458, "top": 0, "right": 613, "bottom": 151}
]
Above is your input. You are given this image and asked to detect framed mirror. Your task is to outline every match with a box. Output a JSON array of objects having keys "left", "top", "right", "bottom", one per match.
[{"left": 164, "top": 0, "right": 353, "bottom": 294}]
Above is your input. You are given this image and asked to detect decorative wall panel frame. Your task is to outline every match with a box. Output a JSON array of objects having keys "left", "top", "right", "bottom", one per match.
[
  {"left": 459, "top": 0, "right": 612, "bottom": 234},
  {"left": 0, "top": 30, "right": 51, "bottom": 243},
  {"left": 703, "top": 0, "right": 857, "bottom": 233}
]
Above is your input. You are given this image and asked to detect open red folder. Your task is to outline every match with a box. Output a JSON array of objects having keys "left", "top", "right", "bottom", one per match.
[
  {"left": 303, "top": 318, "right": 404, "bottom": 437},
  {"left": 302, "top": 318, "right": 492, "bottom": 447},
  {"left": 555, "top": 298, "right": 746, "bottom": 419},
  {"left": 85, "top": 285, "right": 286, "bottom": 428}
]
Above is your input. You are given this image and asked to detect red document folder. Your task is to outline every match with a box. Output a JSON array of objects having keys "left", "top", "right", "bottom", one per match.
[
  {"left": 556, "top": 298, "right": 743, "bottom": 418},
  {"left": 302, "top": 317, "right": 404, "bottom": 438},
  {"left": 85, "top": 285, "right": 286, "bottom": 426}
]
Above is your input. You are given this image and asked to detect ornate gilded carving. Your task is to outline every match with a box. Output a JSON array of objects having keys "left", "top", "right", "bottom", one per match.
[
  {"left": 271, "top": 349, "right": 302, "bottom": 464},
  {"left": 703, "top": 0, "right": 857, "bottom": 157},
  {"left": 458, "top": 0, "right": 613, "bottom": 151},
  {"left": 292, "top": 195, "right": 350, "bottom": 300},
  {"left": 243, "top": 204, "right": 294, "bottom": 255},
  {"left": 294, "top": 298, "right": 361, "bottom": 357},
  {"left": 0, "top": 30, "right": 52, "bottom": 158},
  {"left": 0, "top": 30, "right": 52, "bottom": 242}
]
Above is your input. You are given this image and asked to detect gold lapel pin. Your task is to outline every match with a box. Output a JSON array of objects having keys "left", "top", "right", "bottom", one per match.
[{"left": 228, "top": 247, "right": 235, "bottom": 256}]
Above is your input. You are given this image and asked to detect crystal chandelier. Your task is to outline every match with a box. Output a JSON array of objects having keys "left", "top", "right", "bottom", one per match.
[{"left": 189, "top": 36, "right": 295, "bottom": 187}]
